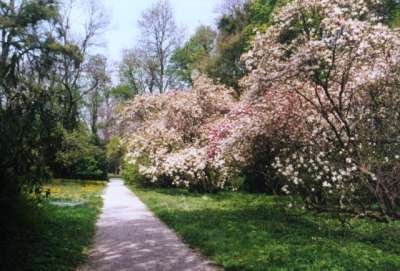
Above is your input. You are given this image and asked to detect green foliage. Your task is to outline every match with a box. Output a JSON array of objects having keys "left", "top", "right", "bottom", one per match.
[
  {"left": 106, "top": 137, "right": 125, "bottom": 174},
  {"left": 378, "top": 0, "right": 400, "bottom": 27},
  {"left": 390, "top": 8, "right": 400, "bottom": 27},
  {"left": 171, "top": 26, "right": 217, "bottom": 86},
  {"left": 238, "top": 137, "right": 287, "bottom": 194},
  {"left": 177, "top": 0, "right": 398, "bottom": 93},
  {"left": 122, "top": 163, "right": 146, "bottom": 186},
  {"left": 0, "top": 0, "right": 85, "bottom": 199},
  {"left": 225, "top": 175, "right": 246, "bottom": 191},
  {"left": 0, "top": 180, "right": 105, "bottom": 271},
  {"left": 204, "top": 0, "right": 398, "bottom": 93},
  {"left": 205, "top": 0, "right": 286, "bottom": 92},
  {"left": 55, "top": 126, "right": 107, "bottom": 180},
  {"left": 206, "top": 33, "right": 247, "bottom": 92},
  {"left": 243, "top": 0, "right": 288, "bottom": 44},
  {"left": 129, "top": 184, "right": 400, "bottom": 271},
  {"left": 13, "top": 0, "right": 58, "bottom": 27},
  {"left": 110, "top": 84, "right": 135, "bottom": 101}
]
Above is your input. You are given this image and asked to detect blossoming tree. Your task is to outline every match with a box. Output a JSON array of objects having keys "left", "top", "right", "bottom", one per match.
[
  {"left": 239, "top": 0, "right": 400, "bottom": 218},
  {"left": 119, "top": 0, "right": 400, "bottom": 219},
  {"left": 118, "top": 75, "right": 236, "bottom": 191}
]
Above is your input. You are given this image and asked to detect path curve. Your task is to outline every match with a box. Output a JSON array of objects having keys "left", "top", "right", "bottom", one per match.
[{"left": 79, "top": 178, "right": 216, "bottom": 271}]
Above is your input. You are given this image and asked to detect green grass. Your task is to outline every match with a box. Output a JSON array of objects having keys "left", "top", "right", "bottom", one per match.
[
  {"left": 128, "top": 183, "right": 400, "bottom": 271},
  {"left": 0, "top": 179, "right": 106, "bottom": 271}
]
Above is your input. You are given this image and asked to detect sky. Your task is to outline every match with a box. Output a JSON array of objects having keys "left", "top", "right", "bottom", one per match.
[{"left": 99, "top": 0, "right": 221, "bottom": 63}]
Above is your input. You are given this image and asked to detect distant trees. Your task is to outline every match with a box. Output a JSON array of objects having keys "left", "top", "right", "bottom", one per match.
[
  {"left": 119, "top": 0, "right": 182, "bottom": 94},
  {"left": 205, "top": 0, "right": 399, "bottom": 94},
  {"left": 170, "top": 26, "right": 217, "bottom": 86},
  {"left": 48, "top": 0, "right": 111, "bottom": 179},
  {"left": 119, "top": 48, "right": 157, "bottom": 94},
  {"left": 138, "top": 0, "right": 182, "bottom": 93},
  {"left": 121, "top": 0, "right": 284, "bottom": 93},
  {"left": 215, "top": 0, "right": 247, "bottom": 16},
  {"left": 170, "top": 0, "right": 286, "bottom": 94},
  {"left": 54, "top": 0, "right": 109, "bottom": 130},
  {"left": 84, "top": 54, "right": 111, "bottom": 139},
  {"left": 106, "top": 137, "right": 125, "bottom": 175},
  {"left": 209, "top": 0, "right": 289, "bottom": 93}
]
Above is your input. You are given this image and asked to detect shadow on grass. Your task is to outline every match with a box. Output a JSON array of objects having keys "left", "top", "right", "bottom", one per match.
[
  {"left": 0, "top": 201, "right": 98, "bottom": 271},
  {"left": 132, "top": 182, "right": 250, "bottom": 200},
  {"left": 0, "top": 181, "right": 104, "bottom": 271},
  {"left": 0, "top": 198, "right": 41, "bottom": 271},
  {"left": 132, "top": 186, "right": 400, "bottom": 271}
]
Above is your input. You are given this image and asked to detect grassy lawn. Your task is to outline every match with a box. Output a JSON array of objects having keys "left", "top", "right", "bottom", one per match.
[
  {"left": 0, "top": 179, "right": 106, "bottom": 271},
  {"left": 128, "top": 183, "right": 400, "bottom": 271}
]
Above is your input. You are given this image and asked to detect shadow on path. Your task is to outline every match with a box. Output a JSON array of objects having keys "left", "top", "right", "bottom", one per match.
[{"left": 79, "top": 178, "right": 216, "bottom": 271}]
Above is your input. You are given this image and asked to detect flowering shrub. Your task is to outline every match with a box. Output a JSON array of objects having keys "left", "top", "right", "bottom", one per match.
[
  {"left": 207, "top": 87, "right": 311, "bottom": 192},
  {"left": 119, "top": 0, "right": 400, "bottom": 219},
  {"left": 119, "top": 75, "right": 235, "bottom": 191},
  {"left": 241, "top": 0, "right": 400, "bottom": 218}
]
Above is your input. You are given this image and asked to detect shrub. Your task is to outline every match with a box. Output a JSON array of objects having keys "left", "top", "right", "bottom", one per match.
[
  {"left": 122, "top": 163, "right": 146, "bottom": 186},
  {"left": 119, "top": 75, "right": 235, "bottom": 192},
  {"left": 106, "top": 137, "right": 126, "bottom": 175},
  {"left": 55, "top": 126, "right": 107, "bottom": 180},
  {"left": 242, "top": 0, "right": 400, "bottom": 219}
]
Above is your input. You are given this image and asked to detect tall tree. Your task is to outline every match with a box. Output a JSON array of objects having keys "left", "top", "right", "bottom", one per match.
[
  {"left": 137, "top": 0, "right": 182, "bottom": 93},
  {"left": 54, "top": 0, "right": 109, "bottom": 130},
  {"left": 0, "top": 0, "right": 77, "bottom": 198},
  {"left": 85, "top": 54, "right": 111, "bottom": 139},
  {"left": 205, "top": 0, "right": 286, "bottom": 93},
  {"left": 119, "top": 48, "right": 157, "bottom": 94},
  {"left": 215, "top": 0, "right": 247, "bottom": 16},
  {"left": 171, "top": 26, "right": 217, "bottom": 86}
]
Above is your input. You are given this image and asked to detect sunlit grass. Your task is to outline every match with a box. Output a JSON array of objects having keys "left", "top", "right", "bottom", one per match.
[
  {"left": 46, "top": 179, "right": 105, "bottom": 202},
  {"left": 129, "top": 183, "right": 400, "bottom": 271},
  {"left": 0, "top": 179, "right": 106, "bottom": 271}
]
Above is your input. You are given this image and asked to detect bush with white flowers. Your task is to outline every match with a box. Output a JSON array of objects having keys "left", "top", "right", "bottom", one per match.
[
  {"left": 119, "top": 0, "right": 400, "bottom": 219},
  {"left": 119, "top": 75, "right": 235, "bottom": 192},
  {"left": 241, "top": 0, "right": 400, "bottom": 219}
]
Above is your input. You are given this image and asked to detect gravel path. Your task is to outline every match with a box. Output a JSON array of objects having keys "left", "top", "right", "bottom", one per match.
[{"left": 79, "top": 178, "right": 216, "bottom": 271}]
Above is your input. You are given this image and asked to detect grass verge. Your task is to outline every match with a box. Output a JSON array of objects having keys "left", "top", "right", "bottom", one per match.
[
  {"left": 0, "top": 179, "right": 106, "bottom": 271},
  {"left": 128, "top": 183, "right": 400, "bottom": 271}
]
